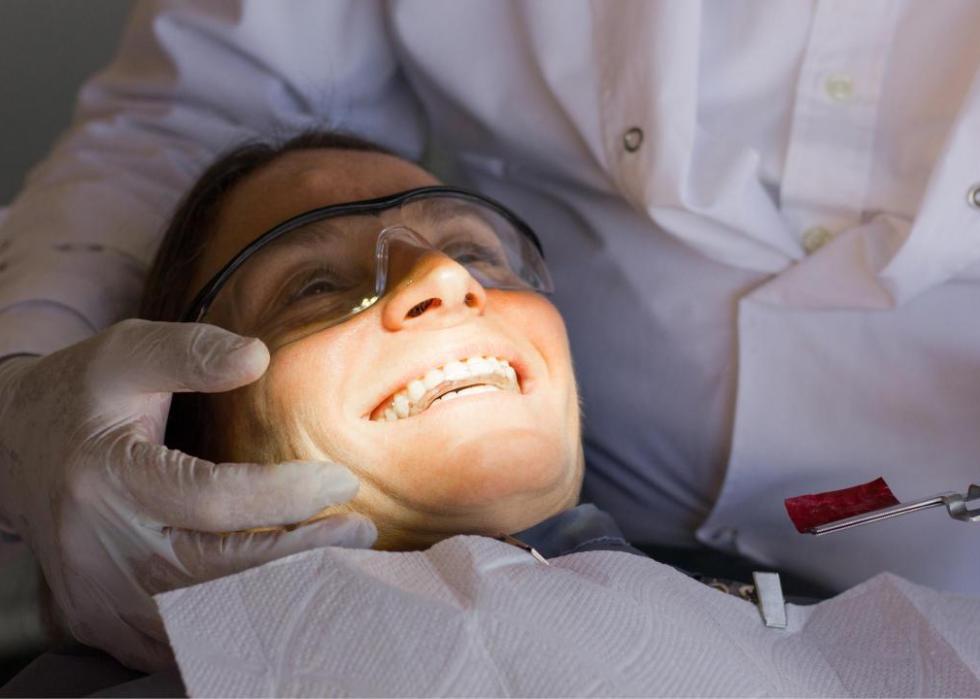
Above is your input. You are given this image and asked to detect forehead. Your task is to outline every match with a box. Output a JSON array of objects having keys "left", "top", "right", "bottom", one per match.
[{"left": 193, "top": 148, "right": 439, "bottom": 293}]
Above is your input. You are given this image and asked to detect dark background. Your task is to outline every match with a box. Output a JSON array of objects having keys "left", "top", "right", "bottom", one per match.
[{"left": 0, "top": 0, "right": 132, "bottom": 204}]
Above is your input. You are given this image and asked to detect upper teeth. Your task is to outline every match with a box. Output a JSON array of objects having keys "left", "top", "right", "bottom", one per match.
[{"left": 376, "top": 355, "right": 519, "bottom": 421}]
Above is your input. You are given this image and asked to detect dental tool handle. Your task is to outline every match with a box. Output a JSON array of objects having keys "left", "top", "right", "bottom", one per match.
[{"left": 809, "top": 495, "right": 950, "bottom": 536}]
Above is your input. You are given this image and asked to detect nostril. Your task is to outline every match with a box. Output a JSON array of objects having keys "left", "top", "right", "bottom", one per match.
[
  {"left": 406, "top": 298, "right": 441, "bottom": 318},
  {"left": 464, "top": 293, "right": 478, "bottom": 307}
]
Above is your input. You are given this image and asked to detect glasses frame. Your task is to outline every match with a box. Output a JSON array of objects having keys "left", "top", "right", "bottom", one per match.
[{"left": 180, "top": 185, "right": 547, "bottom": 323}]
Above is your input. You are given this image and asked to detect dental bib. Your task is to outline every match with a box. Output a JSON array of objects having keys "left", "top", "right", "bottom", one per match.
[{"left": 156, "top": 536, "right": 980, "bottom": 697}]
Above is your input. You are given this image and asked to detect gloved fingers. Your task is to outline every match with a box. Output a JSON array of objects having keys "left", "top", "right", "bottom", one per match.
[
  {"left": 96, "top": 318, "right": 269, "bottom": 396},
  {"left": 169, "top": 513, "right": 377, "bottom": 580},
  {"left": 123, "top": 442, "right": 362, "bottom": 531}
]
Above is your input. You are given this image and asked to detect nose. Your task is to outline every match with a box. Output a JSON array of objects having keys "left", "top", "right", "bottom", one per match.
[{"left": 381, "top": 248, "right": 488, "bottom": 331}]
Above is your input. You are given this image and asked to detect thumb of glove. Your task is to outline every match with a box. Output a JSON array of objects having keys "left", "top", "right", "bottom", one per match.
[{"left": 95, "top": 319, "right": 270, "bottom": 397}]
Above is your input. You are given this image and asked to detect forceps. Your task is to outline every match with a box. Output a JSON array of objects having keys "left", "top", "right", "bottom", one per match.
[{"left": 810, "top": 484, "right": 980, "bottom": 536}]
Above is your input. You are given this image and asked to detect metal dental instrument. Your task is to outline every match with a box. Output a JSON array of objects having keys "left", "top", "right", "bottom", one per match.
[
  {"left": 496, "top": 533, "right": 550, "bottom": 565},
  {"left": 810, "top": 484, "right": 980, "bottom": 536}
]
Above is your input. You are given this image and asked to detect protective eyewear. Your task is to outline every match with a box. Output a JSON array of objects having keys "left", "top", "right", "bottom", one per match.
[{"left": 181, "top": 186, "right": 553, "bottom": 348}]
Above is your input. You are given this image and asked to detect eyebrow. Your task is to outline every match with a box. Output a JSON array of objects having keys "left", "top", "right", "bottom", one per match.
[
  {"left": 405, "top": 198, "right": 502, "bottom": 240},
  {"left": 252, "top": 215, "right": 373, "bottom": 258},
  {"left": 409, "top": 197, "right": 479, "bottom": 224}
]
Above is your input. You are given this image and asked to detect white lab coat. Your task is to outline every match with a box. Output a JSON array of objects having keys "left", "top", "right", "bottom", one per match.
[{"left": 0, "top": 0, "right": 978, "bottom": 595}]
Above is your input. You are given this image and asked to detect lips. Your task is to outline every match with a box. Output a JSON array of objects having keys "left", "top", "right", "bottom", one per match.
[{"left": 371, "top": 355, "right": 520, "bottom": 421}]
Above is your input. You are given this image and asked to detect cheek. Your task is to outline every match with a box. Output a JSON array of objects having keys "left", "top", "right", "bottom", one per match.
[
  {"left": 218, "top": 341, "right": 357, "bottom": 463},
  {"left": 495, "top": 293, "right": 579, "bottom": 417},
  {"left": 266, "top": 348, "right": 353, "bottom": 458},
  {"left": 494, "top": 292, "right": 572, "bottom": 362}
]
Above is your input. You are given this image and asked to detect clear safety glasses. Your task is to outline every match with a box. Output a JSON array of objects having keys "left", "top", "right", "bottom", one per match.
[{"left": 181, "top": 186, "right": 553, "bottom": 348}]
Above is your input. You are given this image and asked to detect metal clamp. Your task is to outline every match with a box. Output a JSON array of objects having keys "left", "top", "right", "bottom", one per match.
[
  {"left": 944, "top": 484, "right": 980, "bottom": 522},
  {"left": 810, "top": 483, "right": 980, "bottom": 535}
]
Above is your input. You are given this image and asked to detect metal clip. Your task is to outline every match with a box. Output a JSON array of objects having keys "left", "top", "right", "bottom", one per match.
[
  {"left": 944, "top": 484, "right": 980, "bottom": 522},
  {"left": 496, "top": 533, "right": 550, "bottom": 565},
  {"left": 811, "top": 484, "right": 980, "bottom": 536}
]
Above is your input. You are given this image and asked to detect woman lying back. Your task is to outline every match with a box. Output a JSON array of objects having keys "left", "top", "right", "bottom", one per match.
[{"left": 141, "top": 131, "right": 585, "bottom": 552}]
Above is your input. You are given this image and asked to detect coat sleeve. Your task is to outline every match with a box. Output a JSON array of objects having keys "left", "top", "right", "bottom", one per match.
[{"left": 0, "top": 0, "right": 425, "bottom": 357}]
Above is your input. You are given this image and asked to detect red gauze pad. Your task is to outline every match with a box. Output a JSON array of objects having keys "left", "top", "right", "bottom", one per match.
[{"left": 784, "top": 477, "right": 900, "bottom": 533}]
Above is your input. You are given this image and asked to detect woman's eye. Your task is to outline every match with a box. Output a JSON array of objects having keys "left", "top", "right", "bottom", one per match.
[
  {"left": 285, "top": 271, "right": 348, "bottom": 304},
  {"left": 442, "top": 241, "right": 504, "bottom": 266},
  {"left": 297, "top": 279, "right": 339, "bottom": 298}
]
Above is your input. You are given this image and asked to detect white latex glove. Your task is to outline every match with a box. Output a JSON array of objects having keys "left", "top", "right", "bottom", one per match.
[{"left": 0, "top": 319, "right": 377, "bottom": 672}]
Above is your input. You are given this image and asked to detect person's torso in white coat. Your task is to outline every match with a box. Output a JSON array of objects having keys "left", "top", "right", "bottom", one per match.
[
  {"left": 389, "top": 0, "right": 980, "bottom": 596},
  {"left": 1, "top": 0, "right": 978, "bottom": 595}
]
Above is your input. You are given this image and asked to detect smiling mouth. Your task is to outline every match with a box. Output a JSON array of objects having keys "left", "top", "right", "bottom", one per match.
[{"left": 372, "top": 355, "right": 520, "bottom": 422}]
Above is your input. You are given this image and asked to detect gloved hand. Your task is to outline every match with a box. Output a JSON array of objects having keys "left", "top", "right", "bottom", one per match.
[{"left": 0, "top": 319, "right": 376, "bottom": 672}]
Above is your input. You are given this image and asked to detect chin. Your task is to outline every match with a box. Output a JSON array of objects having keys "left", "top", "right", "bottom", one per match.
[
  {"left": 356, "top": 426, "right": 580, "bottom": 548},
  {"left": 439, "top": 428, "right": 575, "bottom": 507}
]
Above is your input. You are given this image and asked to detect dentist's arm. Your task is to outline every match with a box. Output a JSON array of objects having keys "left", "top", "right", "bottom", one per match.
[{"left": 0, "top": 0, "right": 424, "bottom": 671}]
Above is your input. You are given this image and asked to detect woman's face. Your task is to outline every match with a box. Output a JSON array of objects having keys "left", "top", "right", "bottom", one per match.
[{"left": 194, "top": 148, "right": 583, "bottom": 549}]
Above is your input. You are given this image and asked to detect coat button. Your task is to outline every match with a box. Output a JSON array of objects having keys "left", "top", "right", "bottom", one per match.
[
  {"left": 824, "top": 74, "right": 855, "bottom": 102},
  {"left": 622, "top": 127, "right": 644, "bottom": 152},
  {"left": 968, "top": 184, "right": 980, "bottom": 209}
]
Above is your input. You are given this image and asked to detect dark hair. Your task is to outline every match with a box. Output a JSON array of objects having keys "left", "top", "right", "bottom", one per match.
[{"left": 140, "top": 130, "right": 393, "bottom": 456}]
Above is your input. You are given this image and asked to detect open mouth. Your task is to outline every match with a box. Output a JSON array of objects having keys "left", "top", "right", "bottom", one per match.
[{"left": 372, "top": 355, "right": 520, "bottom": 422}]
